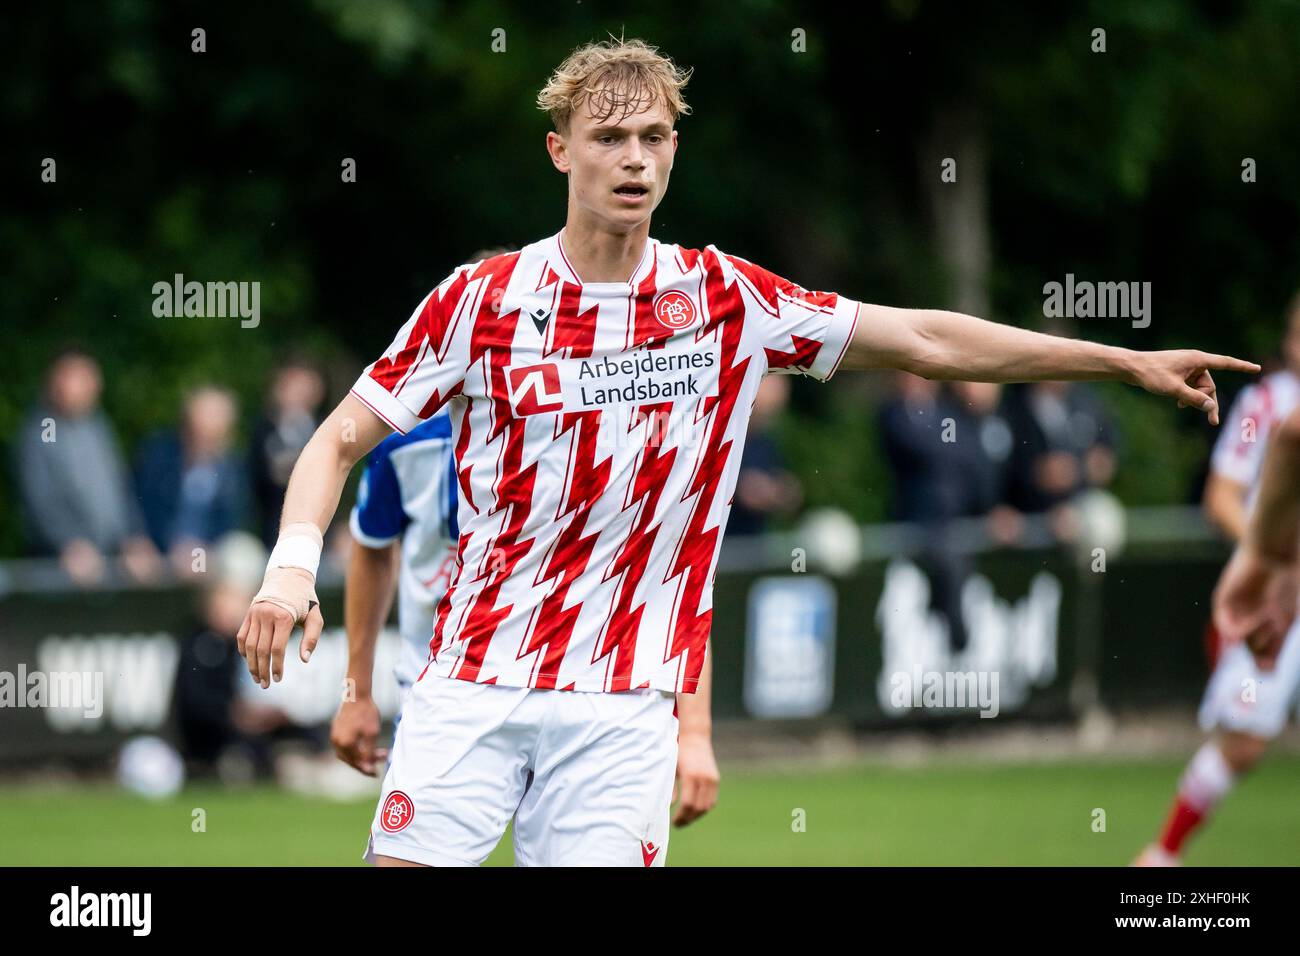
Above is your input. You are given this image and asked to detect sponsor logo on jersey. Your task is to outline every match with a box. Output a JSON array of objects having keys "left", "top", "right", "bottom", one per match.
[
  {"left": 507, "top": 363, "right": 565, "bottom": 416},
  {"left": 575, "top": 350, "right": 716, "bottom": 407},
  {"left": 507, "top": 347, "right": 719, "bottom": 417},
  {"left": 380, "top": 790, "right": 415, "bottom": 833}
]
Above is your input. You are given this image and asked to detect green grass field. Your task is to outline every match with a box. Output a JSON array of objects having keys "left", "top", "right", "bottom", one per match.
[{"left": 4, "top": 755, "right": 1298, "bottom": 865}]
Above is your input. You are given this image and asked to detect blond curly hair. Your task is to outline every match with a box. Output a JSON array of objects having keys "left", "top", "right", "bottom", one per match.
[{"left": 537, "top": 36, "right": 692, "bottom": 135}]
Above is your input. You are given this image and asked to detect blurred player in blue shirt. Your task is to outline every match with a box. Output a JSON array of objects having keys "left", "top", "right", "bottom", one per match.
[{"left": 330, "top": 414, "right": 459, "bottom": 775}]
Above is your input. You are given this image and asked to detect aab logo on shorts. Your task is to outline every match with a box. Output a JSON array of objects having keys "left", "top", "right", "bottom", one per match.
[
  {"left": 653, "top": 290, "right": 696, "bottom": 331},
  {"left": 507, "top": 363, "right": 564, "bottom": 416},
  {"left": 380, "top": 790, "right": 415, "bottom": 834}
]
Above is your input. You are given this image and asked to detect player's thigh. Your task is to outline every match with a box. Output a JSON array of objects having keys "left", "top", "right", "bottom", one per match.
[
  {"left": 515, "top": 689, "right": 678, "bottom": 867},
  {"left": 366, "top": 675, "right": 535, "bottom": 867},
  {"left": 1199, "top": 626, "right": 1300, "bottom": 738}
]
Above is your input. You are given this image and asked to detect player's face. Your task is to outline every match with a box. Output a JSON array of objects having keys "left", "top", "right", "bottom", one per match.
[{"left": 552, "top": 91, "right": 678, "bottom": 229}]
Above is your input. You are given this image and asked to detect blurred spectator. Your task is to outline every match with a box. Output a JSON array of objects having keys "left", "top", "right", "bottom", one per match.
[
  {"left": 1004, "top": 380, "right": 1117, "bottom": 541},
  {"left": 729, "top": 376, "right": 803, "bottom": 536},
  {"left": 135, "top": 385, "right": 250, "bottom": 575},
  {"left": 879, "top": 372, "right": 965, "bottom": 524},
  {"left": 878, "top": 372, "right": 972, "bottom": 650},
  {"left": 15, "top": 348, "right": 162, "bottom": 585},
  {"left": 174, "top": 533, "right": 294, "bottom": 781},
  {"left": 250, "top": 360, "right": 326, "bottom": 548},
  {"left": 948, "top": 381, "right": 1024, "bottom": 545}
]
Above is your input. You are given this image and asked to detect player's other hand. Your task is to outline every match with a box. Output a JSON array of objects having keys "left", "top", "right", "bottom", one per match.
[
  {"left": 672, "top": 733, "right": 720, "bottom": 827},
  {"left": 236, "top": 566, "right": 323, "bottom": 688},
  {"left": 331, "top": 695, "right": 388, "bottom": 776},
  {"left": 1126, "top": 350, "right": 1259, "bottom": 426},
  {"left": 1212, "top": 543, "right": 1299, "bottom": 672}
]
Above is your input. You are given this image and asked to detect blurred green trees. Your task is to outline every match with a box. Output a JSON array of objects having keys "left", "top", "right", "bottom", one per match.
[{"left": 4, "top": 0, "right": 1299, "bottom": 552}]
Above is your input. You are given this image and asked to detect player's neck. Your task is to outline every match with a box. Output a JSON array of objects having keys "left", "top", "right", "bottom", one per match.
[{"left": 559, "top": 213, "right": 650, "bottom": 285}]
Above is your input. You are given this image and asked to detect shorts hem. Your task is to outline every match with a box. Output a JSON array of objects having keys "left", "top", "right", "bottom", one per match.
[
  {"left": 365, "top": 833, "right": 479, "bottom": 868},
  {"left": 1198, "top": 714, "right": 1285, "bottom": 739},
  {"left": 1197, "top": 698, "right": 1286, "bottom": 738}
]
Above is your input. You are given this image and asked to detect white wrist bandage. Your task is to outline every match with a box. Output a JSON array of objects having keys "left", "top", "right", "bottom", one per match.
[{"left": 267, "top": 522, "right": 324, "bottom": 579}]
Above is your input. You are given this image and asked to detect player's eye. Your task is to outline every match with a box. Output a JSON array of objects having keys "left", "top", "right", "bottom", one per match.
[
  {"left": 646, "top": 135, "right": 664, "bottom": 145},
  {"left": 598, "top": 135, "right": 618, "bottom": 145}
]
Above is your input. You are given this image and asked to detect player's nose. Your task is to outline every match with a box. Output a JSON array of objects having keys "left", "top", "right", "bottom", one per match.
[{"left": 622, "top": 138, "right": 646, "bottom": 167}]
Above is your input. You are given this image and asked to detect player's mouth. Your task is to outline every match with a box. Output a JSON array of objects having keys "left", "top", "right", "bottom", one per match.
[{"left": 613, "top": 182, "right": 651, "bottom": 204}]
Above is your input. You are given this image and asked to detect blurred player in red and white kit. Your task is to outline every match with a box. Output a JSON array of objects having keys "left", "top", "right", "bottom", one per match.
[
  {"left": 237, "top": 37, "right": 1257, "bottom": 866},
  {"left": 1137, "top": 297, "right": 1300, "bottom": 866}
]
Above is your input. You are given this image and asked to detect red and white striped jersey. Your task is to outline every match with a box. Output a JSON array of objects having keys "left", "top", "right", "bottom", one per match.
[
  {"left": 1210, "top": 369, "right": 1300, "bottom": 510},
  {"left": 351, "top": 231, "right": 860, "bottom": 693}
]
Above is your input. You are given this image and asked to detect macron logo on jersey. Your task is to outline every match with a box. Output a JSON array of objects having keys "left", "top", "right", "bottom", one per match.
[{"left": 508, "top": 363, "right": 565, "bottom": 416}]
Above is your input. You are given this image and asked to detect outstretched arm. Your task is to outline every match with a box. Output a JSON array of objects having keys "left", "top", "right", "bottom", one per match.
[
  {"left": 840, "top": 304, "right": 1259, "bottom": 425},
  {"left": 237, "top": 393, "right": 394, "bottom": 687}
]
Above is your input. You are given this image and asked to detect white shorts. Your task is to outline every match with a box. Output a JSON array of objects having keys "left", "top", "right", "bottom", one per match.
[
  {"left": 366, "top": 674, "right": 679, "bottom": 867},
  {"left": 1198, "top": 619, "right": 1300, "bottom": 738}
]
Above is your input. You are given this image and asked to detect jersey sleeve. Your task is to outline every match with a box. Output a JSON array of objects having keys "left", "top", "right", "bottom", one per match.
[
  {"left": 349, "top": 441, "right": 409, "bottom": 549},
  {"left": 1210, "top": 384, "right": 1268, "bottom": 486},
  {"left": 350, "top": 266, "right": 477, "bottom": 433},
  {"left": 712, "top": 247, "right": 860, "bottom": 381}
]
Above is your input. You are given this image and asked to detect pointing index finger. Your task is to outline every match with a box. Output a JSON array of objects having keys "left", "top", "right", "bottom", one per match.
[{"left": 1202, "top": 354, "right": 1261, "bottom": 374}]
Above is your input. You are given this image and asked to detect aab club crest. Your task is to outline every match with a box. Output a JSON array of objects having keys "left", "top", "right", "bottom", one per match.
[
  {"left": 653, "top": 290, "right": 696, "bottom": 331},
  {"left": 380, "top": 790, "right": 415, "bottom": 833}
]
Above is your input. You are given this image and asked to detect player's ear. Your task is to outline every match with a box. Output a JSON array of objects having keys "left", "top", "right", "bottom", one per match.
[{"left": 546, "top": 130, "right": 570, "bottom": 174}]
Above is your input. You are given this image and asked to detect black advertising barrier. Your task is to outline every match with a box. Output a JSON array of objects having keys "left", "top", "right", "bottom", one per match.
[
  {"left": 0, "top": 581, "right": 358, "bottom": 766},
  {"left": 1093, "top": 538, "right": 1229, "bottom": 707},
  {"left": 715, "top": 547, "right": 1081, "bottom": 724},
  {"left": 0, "top": 532, "right": 1230, "bottom": 765}
]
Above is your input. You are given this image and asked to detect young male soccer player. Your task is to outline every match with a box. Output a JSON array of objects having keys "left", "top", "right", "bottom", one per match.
[
  {"left": 1136, "top": 300, "right": 1300, "bottom": 866},
  {"left": 238, "top": 37, "right": 1258, "bottom": 867}
]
